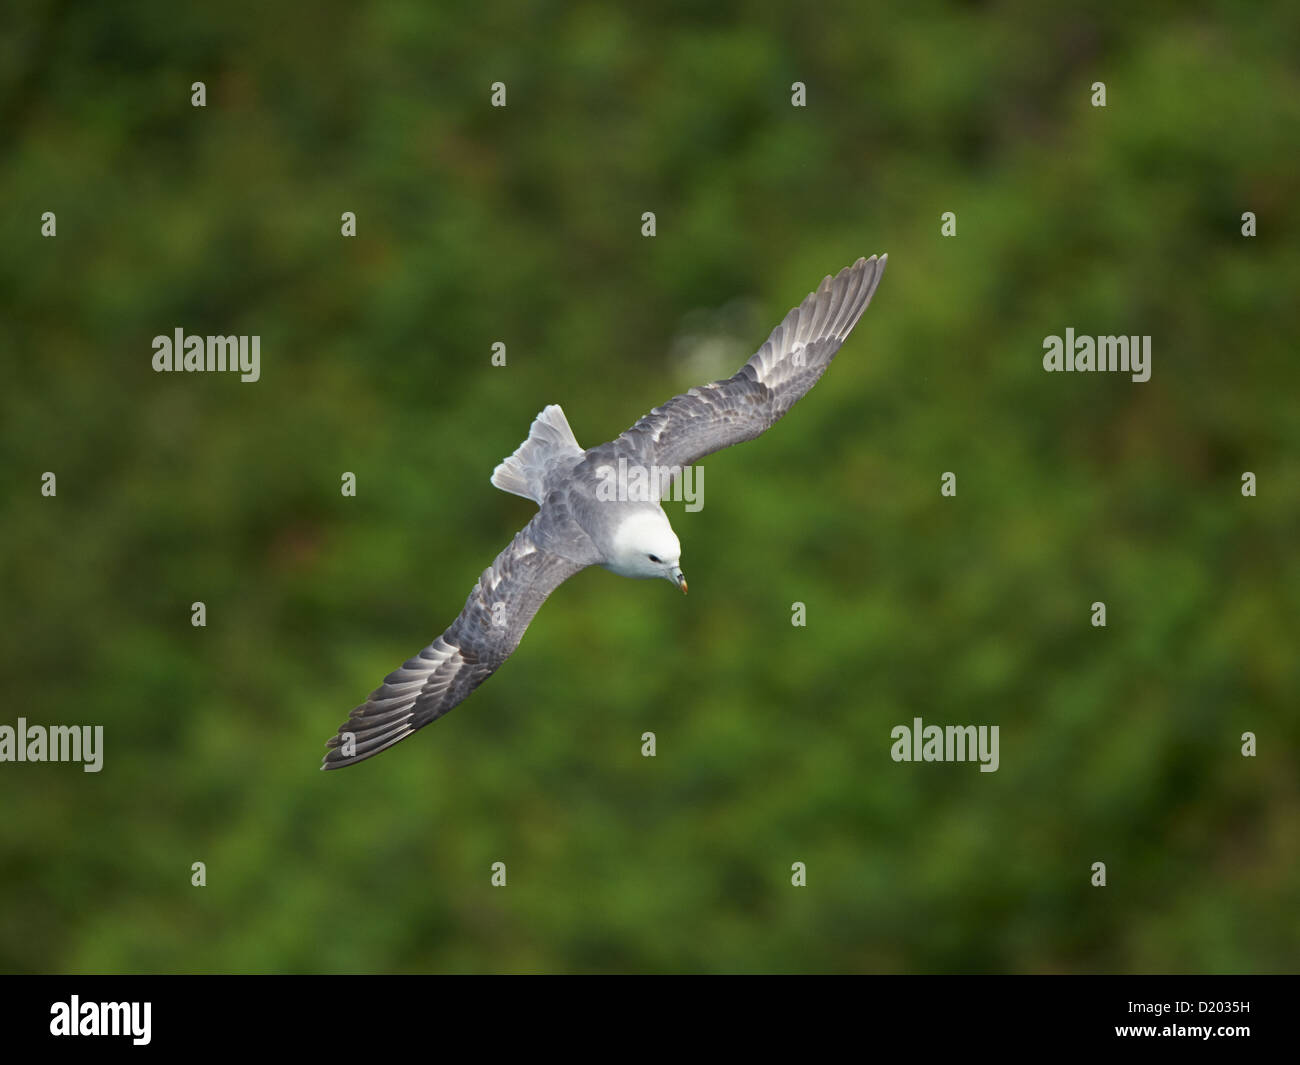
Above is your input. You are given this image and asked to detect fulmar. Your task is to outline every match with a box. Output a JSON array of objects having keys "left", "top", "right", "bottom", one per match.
[{"left": 323, "top": 255, "right": 887, "bottom": 769}]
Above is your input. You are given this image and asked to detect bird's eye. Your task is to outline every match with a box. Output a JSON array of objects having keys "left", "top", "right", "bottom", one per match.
[{"left": 648, "top": 554, "right": 661, "bottom": 563}]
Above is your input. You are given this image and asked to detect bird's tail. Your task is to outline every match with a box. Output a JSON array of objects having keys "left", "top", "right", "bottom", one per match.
[{"left": 490, "top": 404, "right": 583, "bottom": 503}]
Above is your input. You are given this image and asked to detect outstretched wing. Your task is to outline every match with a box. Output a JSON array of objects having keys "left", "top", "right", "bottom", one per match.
[
  {"left": 615, "top": 255, "right": 886, "bottom": 471},
  {"left": 322, "top": 512, "right": 592, "bottom": 769}
]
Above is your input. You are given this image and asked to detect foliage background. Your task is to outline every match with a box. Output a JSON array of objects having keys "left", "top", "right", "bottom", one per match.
[{"left": 1, "top": 1, "right": 1297, "bottom": 973}]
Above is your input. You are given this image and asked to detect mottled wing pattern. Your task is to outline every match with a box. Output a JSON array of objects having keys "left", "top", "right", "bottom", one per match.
[
  {"left": 322, "top": 512, "right": 591, "bottom": 769},
  {"left": 616, "top": 255, "right": 886, "bottom": 471}
]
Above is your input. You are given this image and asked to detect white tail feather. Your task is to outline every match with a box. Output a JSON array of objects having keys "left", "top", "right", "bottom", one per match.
[{"left": 490, "top": 404, "right": 583, "bottom": 503}]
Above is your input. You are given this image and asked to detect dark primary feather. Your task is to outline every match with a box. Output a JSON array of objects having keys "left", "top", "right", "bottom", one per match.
[{"left": 615, "top": 255, "right": 886, "bottom": 472}]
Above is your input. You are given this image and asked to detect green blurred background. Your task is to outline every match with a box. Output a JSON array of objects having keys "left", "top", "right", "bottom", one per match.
[{"left": 2, "top": 1, "right": 1297, "bottom": 973}]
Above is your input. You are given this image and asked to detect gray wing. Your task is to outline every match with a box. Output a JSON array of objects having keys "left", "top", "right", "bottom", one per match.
[
  {"left": 322, "top": 511, "right": 592, "bottom": 769},
  {"left": 615, "top": 255, "right": 886, "bottom": 471}
]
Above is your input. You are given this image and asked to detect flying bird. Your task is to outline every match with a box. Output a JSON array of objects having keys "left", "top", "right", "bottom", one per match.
[{"left": 323, "top": 255, "right": 887, "bottom": 769}]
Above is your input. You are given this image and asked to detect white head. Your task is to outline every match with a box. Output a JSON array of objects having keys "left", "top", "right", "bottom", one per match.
[{"left": 605, "top": 509, "right": 687, "bottom": 592}]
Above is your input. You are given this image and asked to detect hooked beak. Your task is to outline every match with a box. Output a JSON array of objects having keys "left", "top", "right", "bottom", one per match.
[{"left": 671, "top": 567, "right": 688, "bottom": 595}]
